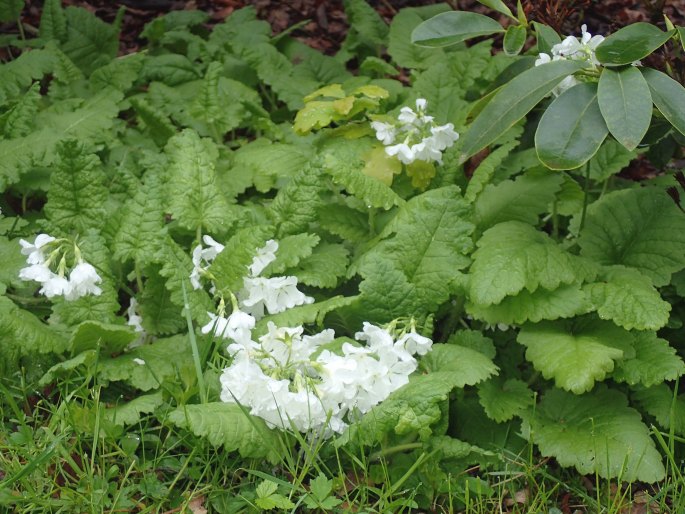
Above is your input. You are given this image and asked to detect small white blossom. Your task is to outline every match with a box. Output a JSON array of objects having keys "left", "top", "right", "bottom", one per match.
[
  {"left": 39, "top": 275, "right": 72, "bottom": 298},
  {"left": 239, "top": 276, "right": 314, "bottom": 319},
  {"left": 249, "top": 239, "right": 278, "bottom": 277},
  {"left": 127, "top": 298, "right": 145, "bottom": 333},
  {"left": 65, "top": 262, "right": 102, "bottom": 300},
  {"left": 189, "top": 235, "right": 225, "bottom": 290},
  {"left": 370, "top": 121, "right": 396, "bottom": 145},
  {"left": 19, "top": 234, "right": 55, "bottom": 265},
  {"left": 18, "top": 263, "right": 54, "bottom": 283}
]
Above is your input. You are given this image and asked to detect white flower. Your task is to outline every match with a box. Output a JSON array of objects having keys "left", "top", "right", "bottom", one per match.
[
  {"left": 239, "top": 276, "right": 313, "bottom": 319},
  {"left": 398, "top": 106, "right": 418, "bottom": 125},
  {"left": 430, "top": 123, "right": 459, "bottom": 150},
  {"left": 65, "top": 262, "right": 102, "bottom": 300},
  {"left": 396, "top": 331, "right": 433, "bottom": 356},
  {"left": 249, "top": 239, "right": 278, "bottom": 277},
  {"left": 189, "top": 235, "right": 224, "bottom": 290},
  {"left": 411, "top": 140, "right": 443, "bottom": 164},
  {"left": 385, "top": 142, "right": 415, "bottom": 164},
  {"left": 19, "top": 263, "right": 54, "bottom": 283},
  {"left": 39, "top": 275, "right": 72, "bottom": 298},
  {"left": 370, "top": 121, "right": 396, "bottom": 145},
  {"left": 127, "top": 298, "right": 145, "bottom": 333},
  {"left": 19, "top": 234, "right": 55, "bottom": 265},
  {"left": 200, "top": 235, "right": 225, "bottom": 262},
  {"left": 415, "top": 98, "right": 427, "bottom": 111}
]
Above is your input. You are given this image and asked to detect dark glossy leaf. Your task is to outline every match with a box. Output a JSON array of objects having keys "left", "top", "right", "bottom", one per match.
[
  {"left": 679, "top": 26, "right": 685, "bottom": 52},
  {"left": 534, "top": 22, "right": 561, "bottom": 54},
  {"left": 411, "top": 11, "right": 503, "bottom": 48},
  {"left": 597, "top": 66, "right": 652, "bottom": 150},
  {"left": 476, "top": 0, "right": 514, "bottom": 19},
  {"left": 459, "top": 60, "right": 587, "bottom": 164},
  {"left": 596, "top": 23, "right": 674, "bottom": 66},
  {"left": 536, "top": 83, "right": 608, "bottom": 170},
  {"left": 503, "top": 25, "right": 527, "bottom": 56},
  {"left": 642, "top": 67, "right": 685, "bottom": 137}
]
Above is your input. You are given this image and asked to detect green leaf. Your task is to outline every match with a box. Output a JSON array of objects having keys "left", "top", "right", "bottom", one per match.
[
  {"left": 254, "top": 296, "right": 357, "bottom": 336},
  {"left": 262, "top": 233, "right": 319, "bottom": 276},
  {"left": 587, "top": 138, "right": 637, "bottom": 182},
  {"left": 477, "top": 0, "right": 514, "bottom": 19},
  {"left": 459, "top": 60, "right": 587, "bottom": 164},
  {"left": 596, "top": 23, "right": 674, "bottom": 66},
  {"left": 578, "top": 187, "right": 685, "bottom": 286},
  {"left": 528, "top": 386, "right": 665, "bottom": 482},
  {"left": 0, "top": 82, "right": 40, "bottom": 138},
  {"left": 343, "top": 0, "right": 388, "bottom": 47},
  {"left": 43, "top": 141, "right": 107, "bottom": 234},
  {"left": 290, "top": 243, "right": 349, "bottom": 289},
  {"left": 464, "top": 141, "right": 519, "bottom": 203},
  {"left": 536, "top": 83, "right": 608, "bottom": 170},
  {"left": 642, "top": 67, "right": 685, "bottom": 137},
  {"left": 503, "top": 25, "right": 527, "bottom": 56},
  {"left": 165, "top": 129, "right": 231, "bottom": 233},
  {"left": 269, "top": 166, "right": 327, "bottom": 236},
  {"left": 612, "top": 331, "right": 685, "bottom": 387},
  {"left": 0, "top": 0, "right": 23, "bottom": 22},
  {"left": 104, "top": 392, "right": 164, "bottom": 427},
  {"left": 518, "top": 317, "right": 632, "bottom": 394},
  {"left": 39, "top": 0, "right": 66, "bottom": 41},
  {"left": 584, "top": 266, "right": 671, "bottom": 331},
  {"left": 632, "top": 384, "right": 685, "bottom": 436},
  {"left": 318, "top": 203, "right": 369, "bottom": 243},
  {"left": 387, "top": 8, "right": 447, "bottom": 69},
  {"left": 419, "top": 344, "right": 498, "bottom": 387},
  {"left": 62, "top": 6, "right": 119, "bottom": 75},
  {"left": 474, "top": 170, "right": 564, "bottom": 231},
  {"left": 467, "top": 284, "right": 590, "bottom": 325},
  {"left": 139, "top": 271, "right": 186, "bottom": 336},
  {"left": 140, "top": 54, "right": 201, "bottom": 86},
  {"left": 167, "top": 403, "right": 279, "bottom": 460},
  {"left": 412, "top": 59, "right": 470, "bottom": 126},
  {"left": 209, "top": 226, "right": 273, "bottom": 294},
  {"left": 534, "top": 22, "right": 561, "bottom": 54},
  {"left": 468, "top": 221, "right": 594, "bottom": 306},
  {"left": 478, "top": 378, "right": 533, "bottom": 422},
  {"left": 597, "top": 67, "right": 652, "bottom": 151},
  {"left": 411, "top": 11, "right": 503, "bottom": 47},
  {"left": 70, "top": 321, "right": 137, "bottom": 355},
  {"left": 130, "top": 97, "right": 176, "bottom": 147},
  {"left": 448, "top": 329, "right": 496, "bottom": 360}
]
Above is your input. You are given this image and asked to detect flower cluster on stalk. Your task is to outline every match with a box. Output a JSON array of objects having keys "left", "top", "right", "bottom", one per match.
[
  {"left": 370, "top": 98, "right": 459, "bottom": 165},
  {"left": 194, "top": 237, "right": 434, "bottom": 436},
  {"left": 535, "top": 24, "right": 606, "bottom": 96},
  {"left": 18, "top": 234, "right": 102, "bottom": 300}
]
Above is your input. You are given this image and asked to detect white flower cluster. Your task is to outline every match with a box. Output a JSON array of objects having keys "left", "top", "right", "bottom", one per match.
[
  {"left": 190, "top": 235, "right": 225, "bottom": 291},
  {"left": 371, "top": 98, "right": 459, "bottom": 165},
  {"left": 217, "top": 316, "right": 433, "bottom": 435},
  {"left": 18, "top": 234, "right": 102, "bottom": 300},
  {"left": 535, "top": 24, "right": 605, "bottom": 96}
]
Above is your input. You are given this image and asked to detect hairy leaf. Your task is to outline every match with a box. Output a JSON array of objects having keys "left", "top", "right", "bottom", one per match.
[
  {"left": 104, "top": 392, "right": 164, "bottom": 426},
  {"left": 290, "top": 243, "right": 349, "bottom": 289},
  {"left": 632, "top": 384, "right": 685, "bottom": 437},
  {"left": 612, "top": 331, "right": 685, "bottom": 387},
  {"left": 419, "top": 344, "right": 498, "bottom": 387},
  {"left": 478, "top": 378, "right": 533, "bottom": 422},
  {"left": 62, "top": 6, "right": 119, "bottom": 75}
]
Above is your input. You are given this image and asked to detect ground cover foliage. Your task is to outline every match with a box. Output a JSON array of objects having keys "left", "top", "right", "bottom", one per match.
[{"left": 2, "top": 0, "right": 685, "bottom": 511}]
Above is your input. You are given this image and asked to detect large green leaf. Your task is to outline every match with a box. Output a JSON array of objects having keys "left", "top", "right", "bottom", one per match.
[
  {"left": 0, "top": 0, "right": 23, "bottom": 22},
  {"left": 104, "top": 392, "right": 164, "bottom": 427},
  {"left": 597, "top": 66, "right": 652, "bottom": 151},
  {"left": 419, "top": 344, "right": 498, "bottom": 387},
  {"left": 411, "top": 11, "right": 503, "bottom": 47},
  {"left": 70, "top": 321, "right": 137, "bottom": 355},
  {"left": 528, "top": 386, "right": 665, "bottom": 482},
  {"left": 587, "top": 139, "right": 637, "bottom": 182},
  {"left": 468, "top": 221, "right": 595, "bottom": 306},
  {"left": 458, "top": 60, "right": 587, "bottom": 164},
  {"left": 518, "top": 317, "right": 633, "bottom": 394},
  {"left": 39, "top": 0, "right": 66, "bottom": 41},
  {"left": 62, "top": 6, "right": 119, "bottom": 75},
  {"left": 632, "top": 384, "right": 685, "bottom": 437},
  {"left": 642, "top": 67, "right": 685, "bottom": 137},
  {"left": 534, "top": 22, "right": 561, "bottom": 54},
  {"left": 612, "top": 331, "right": 685, "bottom": 387},
  {"left": 387, "top": 7, "right": 447, "bottom": 69},
  {"left": 578, "top": 187, "right": 685, "bottom": 286},
  {"left": 536, "top": 83, "right": 608, "bottom": 170},
  {"left": 583, "top": 266, "right": 671, "bottom": 331},
  {"left": 478, "top": 378, "right": 533, "bottom": 422},
  {"left": 168, "top": 403, "right": 280, "bottom": 461},
  {"left": 503, "top": 25, "right": 526, "bottom": 56},
  {"left": 596, "top": 23, "right": 674, "bottom": 66}
]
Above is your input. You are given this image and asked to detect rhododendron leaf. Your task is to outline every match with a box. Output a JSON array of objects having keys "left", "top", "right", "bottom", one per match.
[
  {"left": 632, "top": 384, "right": 685, "bottom": 436},
  {"left": 642, "top": 67, "right": 685, "bottom": 137},
  {"left": 104, "top": 392, "right": 164, "bottom": 427},
  {"left": 578, "top": 187, "right": 685, "bottom": 286},
  {"left": 536, "top": 83, "right": 608, "bottom": 170},
  {"left": 584, "top": 266, "right": 671, "bottom": 330},
  {"left": 503, "top": 25, "right": 526, "bottom": 56},
  {"left": 466, "top": 285, "right": 591, "bottom": 325},
  {"left": 290, "top": 243, "right": 350, "bottom": 289},
  {"left": 168, "top": 403, "right": 280, "bottom": 461},
  {"left": 412, "top": 11, "right": 503, "bottom": 48},
  {"left": 97, "top": 335, "right": 194, "bottom": 391},
  {"left": 518, "top": 317, "right": 633, "bottom": 394},
  {"left": 612, "top": 331, "right": 685, "bottom": 387},
  {"left": 70, "top": 320, "right": 137, "bottom": 355},
  {"left": 527, "top": 386, "right": 665, "bottom": 482},
  {"left": 597, "top": 66, "right": 652, "bottom": 151},
  {"left": 469, "top": 221, "right": 595, "bottom": 306},
  {"left": 321, "top": 137, "right": 403, "bottom": 210},
  {"left": 478, "top": 378, "right": 533, "bottom": 422},
  {"left": 419, "top": 344, "right": 498, "bottom": 387},
  {"left": 165, "top": 129, "right": 231, "bottom": 233},
  {"left": 474, "top": 171, "right": 563, "bottom": 231},
  {"left": 596, "top": 23, "right": 674, "bottom": 66}
]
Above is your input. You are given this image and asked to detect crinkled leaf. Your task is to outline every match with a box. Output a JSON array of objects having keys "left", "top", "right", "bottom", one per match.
[
  {"left": 317, "top": 203, "right": 370, "bottom": 243},
  {"left": 478, "top": 378, "right": 533, "bottom": 422},
  {"left": 584, "top": 266, "right": 671, "bottom": 331},
  {"left": 70, "top": 321, "right": 137, "bottom": 355},
  {"left": 290, "top": 243, "right": 349, "bottom": 289},
  {"left": 578, "top": 187, "right": 685, "bottom": 286},
  {"left": 39, "top": 0, "right": 66, "bottom": 41},
  {"left": 469, "top": 221, "right": 595, "bottom": 306},
  {"left": 518, "top": 317, "right": 633, "bottom": 394},
  {"left": 104, "top": 392, "right": 164, "bottom": 426},
  {"left": 467, "top": 284, "right": 591, "bottom": 325},
  {"left": 343, "top": 0, "right": 388, "bottom": 47},
  {"left": 588, "top": 139, "right": 637, "bottom": 182},
  {"left": 61, "top": 6, "right": 119, "bottom": 75},
  {"left": 167, "top": 403, "right": 279, "bottom": 460},
  {"left": 254, "top": 296, "right": 357, "bottom": 336},
  {"left": 0, "top": 82, "right": 41, "bottom": 138},
  {"left": 412, "top": 60, "right": 470, "bottom": 126},
  {"left": 613, "top": 331, "right": 685, "bottom": 387},
  {"left": 0, "top": 0, "right": 23, "bottom": 22},
  {"left": 44, "top": 140, "right": 107, "bottom": 234},
  {"left": 528, "top": 386, "right": 665, "bottom": 482},
  {"left": 139, "top": 270, "right": 186, "bottom": 336},
  {"left": 464, "top": 141, "right": 519, "bottom": 203},
  {"left": 262, "top": 233, "right": 319, "bottom": 276},
  {"left": 140, "top": 54, "right": 200, "bottom": 85},
  {"left": 474, "top": 170, "right": 563, "bottom": 231},
  {"left": 387, "top": 7, "right": 447, "bottom": 69},
  {"left": 270, "top": 165, "right": 327, "bottom": 236},
  {"left": 447, "top": 329, "right": 496, "bottom": 360},
  {"left": 419, "top": 344, "right": 498, "bottom": 387},
  {"left": 632, "top": 384, "right": 685, "bottom": 437}
]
